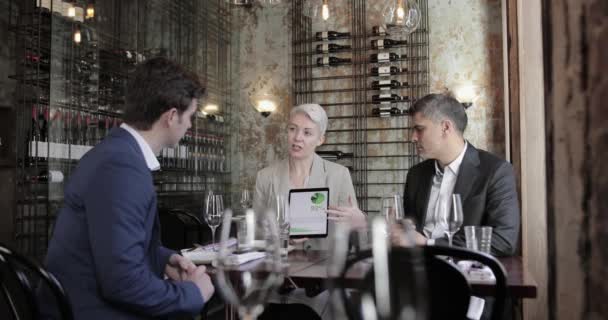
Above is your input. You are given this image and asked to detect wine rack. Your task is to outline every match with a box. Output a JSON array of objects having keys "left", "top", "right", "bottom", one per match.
[
  {"left": 293, "top": 0, "right": 429, "bottom": 213},
  {"left": 8, "top": 0, "right": 233, "bottom": 260}
]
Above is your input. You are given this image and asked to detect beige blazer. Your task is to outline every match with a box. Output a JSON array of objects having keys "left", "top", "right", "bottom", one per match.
[{"left": 253, "top": 153, "right": 358, "bottom": 250}]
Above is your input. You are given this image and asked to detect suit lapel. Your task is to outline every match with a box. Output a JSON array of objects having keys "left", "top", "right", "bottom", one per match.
[
  {"left": 416, "top": 161, "right": 435, "bottom": 230},
  {"left": 308, "top": 154, "right": 327, "bottom": 187},
  {"left": 453, "top": 144, "right": 480, "bottom": 205}
]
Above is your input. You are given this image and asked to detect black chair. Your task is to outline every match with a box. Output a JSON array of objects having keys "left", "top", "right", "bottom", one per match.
[
  {"left": 0, "top": 244, "right": 73, "bottom": 320},
  {"left": 259, "top": 303, "right": 322, "bottom": 320},
  {"left": 336, "top": 245, "right": 507, "bottom": 320},
  {"left": 159, "top": 208, "right": 204, "bottom": 250}
]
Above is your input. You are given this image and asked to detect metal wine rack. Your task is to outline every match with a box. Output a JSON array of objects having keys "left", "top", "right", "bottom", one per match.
[
  {"left": 292, "top": 0, "right": 429, "bottom": 214},
  {"left": 8, "top": 0, "right": 233, "bottom": 260}
]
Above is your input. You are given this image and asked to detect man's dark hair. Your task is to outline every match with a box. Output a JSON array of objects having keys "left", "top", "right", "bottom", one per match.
[
  {"left": 124, "top": 57, "right": 204, "bottom": 130},
  {"left": 410, "top": 93, "right": 468, "bottom": 134}
]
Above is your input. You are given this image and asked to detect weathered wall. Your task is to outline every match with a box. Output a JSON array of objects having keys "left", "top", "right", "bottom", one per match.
[
  {"left": 428, "top": 0, "right": 505, "bottom": 156},
  {"left": 232, "top": 0, "right": 506, "bottom": 195},
  {"left": 231, "top": 3, "right": 293, "bottom": 192},
  {"left": 545, "top": 0, "right": 608, "bottom": 319}
]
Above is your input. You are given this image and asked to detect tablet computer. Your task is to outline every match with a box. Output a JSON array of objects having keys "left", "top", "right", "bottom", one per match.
[{"left": 288, "top": 188, "right": 329, "bottom": 238}]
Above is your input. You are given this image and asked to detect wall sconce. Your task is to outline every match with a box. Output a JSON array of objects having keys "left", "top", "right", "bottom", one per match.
[
  {"left": 381, "top": 0, "right": 421, "bottom": 35},
  {"left": 453, "top": 84, "right": 478, "bottom": 109},
  {"left": 202, "top": 103, "right": 220, "bottom": 115},
  {"left": 250, "top": 93, "right": 278, "bottom": 117}
]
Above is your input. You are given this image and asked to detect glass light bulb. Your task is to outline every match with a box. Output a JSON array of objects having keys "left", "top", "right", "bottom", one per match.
[
  {"left": 257, "top": 99, "right": 277, "bottom": 113},
  {"left": 86, "top": 5, "right": 94, "bottom": 19},
  {"left": 321, "top": 3, "right": 330, "bottom": 21},
  {"left": 203, "top": 104, "right": 219, "bottom": 114},
  {"left": 67, "top": 6, "right": 75, "bottom": 17},
  {"left": 382, "top": 0, "right": 421, "bottom": 35},
  {"left": 74, "top": 29, "right": 81, "bottom": 43}
]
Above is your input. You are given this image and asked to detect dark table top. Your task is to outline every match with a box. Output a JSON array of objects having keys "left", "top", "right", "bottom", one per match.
[{"left": 284, "top": 250, "right": 538, "bottom": 299}]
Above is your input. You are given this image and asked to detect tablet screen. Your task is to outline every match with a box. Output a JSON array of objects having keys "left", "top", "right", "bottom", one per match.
[{"left": 288, "top": 188, "right": 329, "bottom": 238}]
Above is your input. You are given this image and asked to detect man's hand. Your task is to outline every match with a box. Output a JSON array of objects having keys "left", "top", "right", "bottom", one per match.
[
  {"left": 183, "top": 265, "right": 215, "bottom": 303},
  {"left": 390, "top": 220, "right": 428, "bottom": 247},
  {"left": 165, "top": 254, "right": 196, "bottom": 281}
]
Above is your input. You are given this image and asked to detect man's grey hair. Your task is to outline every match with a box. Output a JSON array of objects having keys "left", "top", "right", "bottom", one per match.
[
  {"left": 290, "top": 103, "right": 328, "bottom": 136},
  {"left": 410, "top": 93, "right": 468, "bottom": 134}
]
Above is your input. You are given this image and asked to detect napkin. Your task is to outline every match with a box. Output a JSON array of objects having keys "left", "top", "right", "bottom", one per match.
[
  {"left": 224, "top": 251, "right": 267, "bottom": 266},
  {"left": 456, "top": 260, "right": 496, "bottom": 284},
  {"left": 182, "top": 250, "right": 216, "bottom": 265},
  {"left": 182, "top": 250, "right": 266, "bottom": 266}
]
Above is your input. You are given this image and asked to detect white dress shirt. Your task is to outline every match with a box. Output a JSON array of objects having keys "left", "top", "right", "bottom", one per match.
[
  {"left": 120, "top": 123, "right": 161, "bottom": 171},
  {"left": 424, "top": 142, "right": 467, "bottom": 245}
]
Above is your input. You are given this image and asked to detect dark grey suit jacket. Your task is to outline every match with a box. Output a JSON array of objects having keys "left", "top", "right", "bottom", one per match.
[{"left": 403, "top": 144, "right": 520, "bottom": 256}]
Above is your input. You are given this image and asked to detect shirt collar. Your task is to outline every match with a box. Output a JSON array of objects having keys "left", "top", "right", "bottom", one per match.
[
  {"left": 435, "top": 141, "right": 468, "bottom": 177},
  {"left": 120, "top": 123, "right": 161, "bottom": 171}
]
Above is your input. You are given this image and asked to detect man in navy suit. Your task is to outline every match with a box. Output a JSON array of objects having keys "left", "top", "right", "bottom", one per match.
[{"left": 45, "top": 57, "right": 215, "bottom": 319}]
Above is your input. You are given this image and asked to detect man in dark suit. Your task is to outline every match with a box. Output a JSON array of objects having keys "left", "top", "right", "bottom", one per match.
[
  {"left": 44, "top": 57, "right": 214, "bottom": 319},
  {"left": 402, "top": 93, "right": 520, "bottom": 256}
]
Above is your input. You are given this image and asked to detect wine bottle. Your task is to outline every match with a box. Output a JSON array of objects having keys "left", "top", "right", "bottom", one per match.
[
  {"left": 371, "top": 38, "right": 408, "bottom": 49},
  {"left": 372, "top": 26, "right": 388, "bottom": 36},
  {"left": 316, "top": 43, "right": 351, "bottom": 54},
  {"left": 371, "top": 80, "right": 402, "bottom": 90},
  {"left": 372, "top": 93, "right": 402, "bottom": 104},
  {"left": 370, "top": 52, "right": 400, "bottom": 62},
  {"left": 317, "top": 150, "right": 354, "bottom": 160},
  {"left": 372, "top": 106, "right": 404, "bottom": 117},
  {"left": 29, "top": 170, "right": 64, "bottom": 183},
  {"left": 370, "top": 66, "right": 402, "bottom": 76},
  {"left": 315, "top": 31, "right": 351, "bottom": 41},
  {"left": 316, "top": 56, "right": 352, "bottom": 67}
]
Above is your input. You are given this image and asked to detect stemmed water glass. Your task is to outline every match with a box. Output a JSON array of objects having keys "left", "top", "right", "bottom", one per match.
[
  {"left": 437, "top": 194, "right": 464, "bottom": 247},
  {"left": 240, "top": 189, "right": 253, "bottom": 210},
  {"left": 215, "top": 208, "right": 284, "bottom": 320},
  {"left": 204, "top": 192, "right": 224, "bottom": 250},
  {"left": 274, "top": 195, "right": 290, "bottom": 259}
]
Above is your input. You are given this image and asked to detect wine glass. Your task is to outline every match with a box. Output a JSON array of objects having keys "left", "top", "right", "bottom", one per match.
[
  {"left": 240, "top": 189, "right": 253, "bottom": 210},
  {"left": 216, "top": 208, "right": 284, "bottom": 320},
  {"left": 274, "top": 195, "right": 290, "bottom": 259},
  {"left": 204, "top": 193, "right": 223, "bottom": 250},
  {"left": 437, "top": 194, "right": 464, "bottom": 247}
]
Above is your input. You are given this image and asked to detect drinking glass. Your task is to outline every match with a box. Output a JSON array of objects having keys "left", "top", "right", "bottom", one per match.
[
  {"left": 381, "top": 194, "right": 404, "bottom": 224},
  {"left": 437, "top": 194, "right": 464, "bottom": 247},
  {"left": 274, "top": 195, "right": 290, "bottom": 259},
  {"left": 216, "top": 209, "right": 284, "bottom": 320},
  {"left": 240, "top": 189, "right": 253, "bottom": 210},
  {"left": 204, "top": 193, "right": 223, "bottom": 250}
]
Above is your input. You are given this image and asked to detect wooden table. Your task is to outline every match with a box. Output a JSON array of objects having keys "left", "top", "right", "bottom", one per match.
[{"left": 284, "top": 250, "right": 537, "bottom": 299}]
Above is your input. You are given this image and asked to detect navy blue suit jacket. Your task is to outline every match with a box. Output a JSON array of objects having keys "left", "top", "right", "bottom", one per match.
[{"left": 45, "top": 128, "right": 204, "bottom": 319}]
